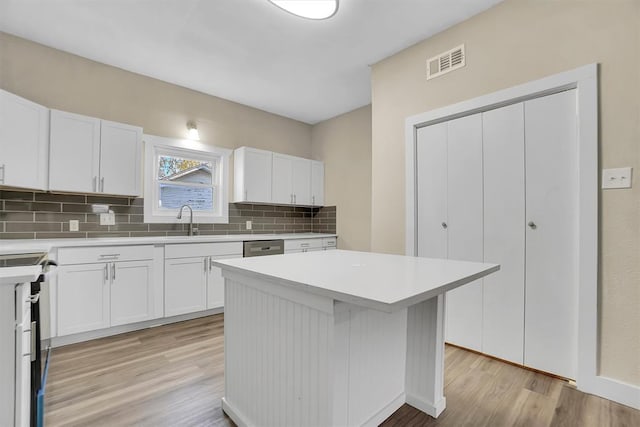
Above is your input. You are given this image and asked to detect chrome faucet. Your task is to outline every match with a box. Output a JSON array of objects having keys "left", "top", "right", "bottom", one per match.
[{"left": 177, "top": 204, "right": 197, "bottom": 236}]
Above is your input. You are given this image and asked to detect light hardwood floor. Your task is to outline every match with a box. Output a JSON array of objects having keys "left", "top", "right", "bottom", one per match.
[{"left": 45, "top": 314, "right": 639, "bottom": 426}]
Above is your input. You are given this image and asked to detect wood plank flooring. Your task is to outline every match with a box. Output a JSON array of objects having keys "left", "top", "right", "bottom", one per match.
[{"left": 44, "top": 314, "right": 639, "bottom": 426}]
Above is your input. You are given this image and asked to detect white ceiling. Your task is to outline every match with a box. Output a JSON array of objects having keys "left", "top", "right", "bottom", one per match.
[{"left": 0, "top": 0, "right": 503, "bottom": 124}]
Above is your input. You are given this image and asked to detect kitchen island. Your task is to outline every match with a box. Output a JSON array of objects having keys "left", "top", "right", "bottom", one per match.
[{"left": 213, "top": 250, "right": 499, "bottom": 427}]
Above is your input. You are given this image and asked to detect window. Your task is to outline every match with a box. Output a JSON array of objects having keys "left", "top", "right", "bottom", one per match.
[{"left": 143, "top": 135, "right": 231, "bottom": 223}]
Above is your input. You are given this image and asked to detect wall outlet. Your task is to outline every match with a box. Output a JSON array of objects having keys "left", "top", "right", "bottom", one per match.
[
  {"left": 602, "top": 167, "right": 632, "bottom": 189},
  {"left": 246, "top": 220, "right": 252, "bottom": 230},
  {"left": 100, "top": 212, "right": 116, "bottom": 226},
  {"left": 69, "top": 220, "right": 79, "bottom": 232}
]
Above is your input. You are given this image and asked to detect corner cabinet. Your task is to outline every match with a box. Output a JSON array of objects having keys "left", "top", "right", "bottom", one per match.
[
  {"left": 234, "top": 146, "right": 324, "bottom": 206},
  {"left": 56, "top": 246, "right": 159, "bottom": 336},
  {"left": 0, "top": 89, "right": 50, "bottom": 190},
  {"left": 49, "top": 110, "right": 142, "bottom": 196}
]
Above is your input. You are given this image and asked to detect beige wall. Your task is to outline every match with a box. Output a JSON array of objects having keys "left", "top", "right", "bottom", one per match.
[
  {"left": 311, "top": 105, "right": 372, "bottom": 251},
  {"left": 370, "top": 0, "right": 640, "bottom": 385},
  {"left": 0, "top": 32, "right": 311, "bottom": 159}
]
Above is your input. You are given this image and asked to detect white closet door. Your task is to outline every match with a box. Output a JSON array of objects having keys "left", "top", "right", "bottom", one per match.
[
  {"left": 482, "top": 103, "right": 526, "bottom": 364},
  {"left": 446, "top": 114, "right": 483, "bottom": 351},
  {"left": 416, "top": 122, "right": 447, "bottom": 259},
  {"left": 524, "top": 89, "right": 578, "bottom": 379}
]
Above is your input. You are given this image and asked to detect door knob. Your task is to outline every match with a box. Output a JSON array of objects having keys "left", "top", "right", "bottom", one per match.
[
  {"left": 528, "top": 221, "right": 537, "bottom": 229},
  {"left": 441, "top": 222, "right": 448, "bottom": 229}
]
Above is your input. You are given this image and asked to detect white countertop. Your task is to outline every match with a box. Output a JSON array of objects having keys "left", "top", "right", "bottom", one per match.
[
  {"left": 0, "top": 265, "right": 42, "bottom": 286},
  {"left": 213, "top": 249, "right": 499, "bottom": 312},
  {"left": 0, "top": 233, "right": 337, "bottom": 253}
]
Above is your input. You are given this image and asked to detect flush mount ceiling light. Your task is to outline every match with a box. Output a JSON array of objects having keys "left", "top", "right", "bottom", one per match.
[
  {"left": 186, "top": 121, "right": 200, "bottom": 140},
  {"left": 268, "top": 0, "right": 338, "bottom": 20}
]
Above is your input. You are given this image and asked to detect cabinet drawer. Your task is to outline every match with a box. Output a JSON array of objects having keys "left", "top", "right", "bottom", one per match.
[
  {"left": 165, "top": 242, "right": 243, "bottom": 259},
  {"left": 322, "top": 237, "right": 337, "bottom": 248},
  {"left": 58, "top": 245, "right": 154, "bottom": 264},
  {"left": 284, "top": 238, "right": 323, "bottom": 252}
]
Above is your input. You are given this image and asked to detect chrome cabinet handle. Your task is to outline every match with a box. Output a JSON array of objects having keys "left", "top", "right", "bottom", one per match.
[
  {"left": 209, "top": 256, "right": 214, "bottom": 270},
  {"left": 312, "top": 195, "right": 315, "bottom": 205},
  {"left": 0, "top": 164, "right": 5, "bottom": 184},
  {"left": 441, "top": 222, "right": 448, "bottom": 229},
  {"left": 528, "top": 221, "right": 537, "bottom": 229},
  {"left": 204, "top": 257, "right": 208, "bottom": 273},
  {"left": 93, "top": 176, "right": 97, "bottom": 192},
  {"left": 104, "top": 263, "right": 109, "bottom": 282},
  {"left": 111, "top": 263, "right": 116, "bottom": 280},
  {"left": 294, "top": 194, "right": 297, "bottom": 204},
  {"left": 245, "top": 190, "right": 248, "bottom": 200},
  {"left": 101, "top": 177, "right": 105, "bottom": 192}
]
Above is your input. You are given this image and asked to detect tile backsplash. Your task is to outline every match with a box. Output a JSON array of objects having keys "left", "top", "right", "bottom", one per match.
[{"left": 0, "top": 189, "right": 336, "bottom": 239}]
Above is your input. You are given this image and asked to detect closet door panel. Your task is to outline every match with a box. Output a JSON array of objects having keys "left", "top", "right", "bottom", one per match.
[
  {"left": 524, "top": 89, "right": 578, "bottom": 379},
  {"left": 482, "top": 103, "right": 526, "bottom": 364},
  {"left": 416, "top": 123, "right": 448, "bottom": 259},
  {"left": 445, "top": 113, "right": 483, "bottom": 352}
]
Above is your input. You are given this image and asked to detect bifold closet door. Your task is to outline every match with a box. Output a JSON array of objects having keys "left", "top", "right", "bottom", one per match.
[
  {"left": 416, "top": 122, "right": 448, "bottom": 259},
  {"left": 445, "top": 114, "right": 484, "bottom": 352},
  {"left": 482, "top": 103, "right": 526, "bottom": 364},
  {"left": 524, "top": 90, "right": 578, "bottom": 379}
]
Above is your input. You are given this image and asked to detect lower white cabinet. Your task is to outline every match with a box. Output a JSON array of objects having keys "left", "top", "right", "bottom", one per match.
[
  {"left": 56, "top": 246, "right": 158, "bottom": 336},
  {"left": 164, "top": 243, "right": 243, "bottom": 316}
]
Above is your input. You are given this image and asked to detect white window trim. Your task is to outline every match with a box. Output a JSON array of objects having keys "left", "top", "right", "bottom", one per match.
[{"left": 143, "top": 134, "right": 231, "bottom": 224}]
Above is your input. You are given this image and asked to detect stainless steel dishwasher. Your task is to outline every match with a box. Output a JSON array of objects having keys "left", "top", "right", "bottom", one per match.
[{"left": 243, "top": 240, "right": 285, "bottom": 257}]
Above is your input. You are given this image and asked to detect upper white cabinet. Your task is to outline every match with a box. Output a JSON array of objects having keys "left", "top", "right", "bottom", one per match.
[
  {"left": 311, "top": 160, "right": 324, "bottom": 206},
  {"left": 234, "top": 146, "right": 272, "bottom": 203},
  {"left": 272, "top": 154, "right": 311, "bottom": 205},
  {"left": 234, "top": 146, "right": 323, "bottom": 206},
  {"left": 0, "top": 89, "right": 49, "bottom": 190},
  {"left": 49, "top": 109, "right": 142, "bottom": 196}
]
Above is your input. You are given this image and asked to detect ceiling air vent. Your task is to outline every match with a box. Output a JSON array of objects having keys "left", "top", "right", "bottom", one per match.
[{"left": 426, "top": 44, "right": 465, "bottom": 80}]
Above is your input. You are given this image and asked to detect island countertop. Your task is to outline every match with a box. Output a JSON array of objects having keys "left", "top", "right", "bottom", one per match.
[{"left": 213, "top": 249, "right": 499, "bottom": 312}]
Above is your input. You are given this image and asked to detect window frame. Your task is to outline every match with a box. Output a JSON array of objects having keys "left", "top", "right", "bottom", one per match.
[{"left": 143, "top": 134, "right": 231, "bottom": 224}]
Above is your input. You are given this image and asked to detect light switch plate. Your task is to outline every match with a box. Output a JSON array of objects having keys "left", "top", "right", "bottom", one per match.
[
  {"left": 602, "top": 167, "right": 632, "bottom": 189},
  {"left": 69, "top": 220, "right": 79, "bottom": 232},
  {"left": 246, "top": 220, "right": 252, "bottom": 230}
]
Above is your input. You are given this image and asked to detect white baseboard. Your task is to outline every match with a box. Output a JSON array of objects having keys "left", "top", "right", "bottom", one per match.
[
  {"left": 362, "top": 392, "right": 406, "bottom": 427},
  {"left": 221, "top": 397, "right": 248, "bottom": 427},
  {"left": 580, "top": 375, "right": 640, "bottom": 410},
  {"left": 405, "top": 393, "right": 446, "bottom": 418},
  {"left": 50, "top": 307, "right": 223, "bottom": 347}
]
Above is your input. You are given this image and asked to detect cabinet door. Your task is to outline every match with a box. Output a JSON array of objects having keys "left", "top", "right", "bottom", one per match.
[
  {"left": 234, "top": 147, "right": 272, "bottom": 203},
  {"left": 445, "top": 113, "right": 483, "bottom": 352},
  {"left": 49, "top": 110, "right": 101, "bottom": 193},
  {"left": 0, "top": 89, "right": 49, "bottom": 190},
  {"left": 110, "top": 260, "right": 155, "bottom": 326},
  {"left": 57, "top": 264, "right": 110, "bottom": 335},
  {"left": 416, "top": 122, "right": 448, "bottom": 259},
  {"left": 311, "top": 160, "right": 324, "bottom": 206},
  {"left": 272, "top": 153, "right": 293, "bottom": 204},
  {"left": 524, "top": 89, "right": 578, "bottom": 379},
  {"left": 165, "top": 257, "right": 208, "bottom": 316},
  {"left": 482, "top": 103, "right": 526, "bottom": 364},
  {"left": 207, "top": 254, "right": 239, "bottom": 309},
  {"left": 291, "top": 157, "right": 311, "bottom": 205},
  {"left": 100, "top": 120, "right": 142, "bottom": 196}
]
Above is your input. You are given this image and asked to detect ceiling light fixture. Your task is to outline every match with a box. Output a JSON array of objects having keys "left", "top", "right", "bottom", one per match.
[
  {"left": 268, "top": 0, "right": 338, "bottom": 20},
  {"left": 186, "top": 121, "right": 200, "bottom": 140}
]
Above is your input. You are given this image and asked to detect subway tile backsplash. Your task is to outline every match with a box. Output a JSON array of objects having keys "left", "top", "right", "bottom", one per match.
[{"left": 0, "top": 189, "right": 336, "bottom": 239}]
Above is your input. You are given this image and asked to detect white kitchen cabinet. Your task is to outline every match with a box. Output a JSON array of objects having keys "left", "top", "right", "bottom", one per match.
[
  {"left": 322, "top": 237, "right": 337, "bottom": 250},
  {"left": 272, "top": 153, "right": 312, "bottom": 205},
  {"left": 311, "top": 160, "right": 324, "bottom": 206},
  {"left": 110, "top": 260, "right": 155, "bottom": 326},
  {"left": 56, "top": 246, "right": 158, "bottom": 336},
  {"left": 291, "top": 156, "right": 311, "bottom": 205},
  {"left": 234, "top": 146, "right": 272, "bottom": 203},
  {"left": 49, "top": 109, "right": 142, "bottom": 196},
  {"left": 0, "top": 89, "right": 50, "bottom": 190},
  {"left": 165, "top": 242, "right": 243, "bottom": 314},
  {"left": 100, "top": 120, "right": 142, "bottom": 196},
  {"left": 57, "top": 263, "right": 110, "bottom": 335},
  {"left": 165, "top": 257, "right": 208, "bottom": 317}
]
